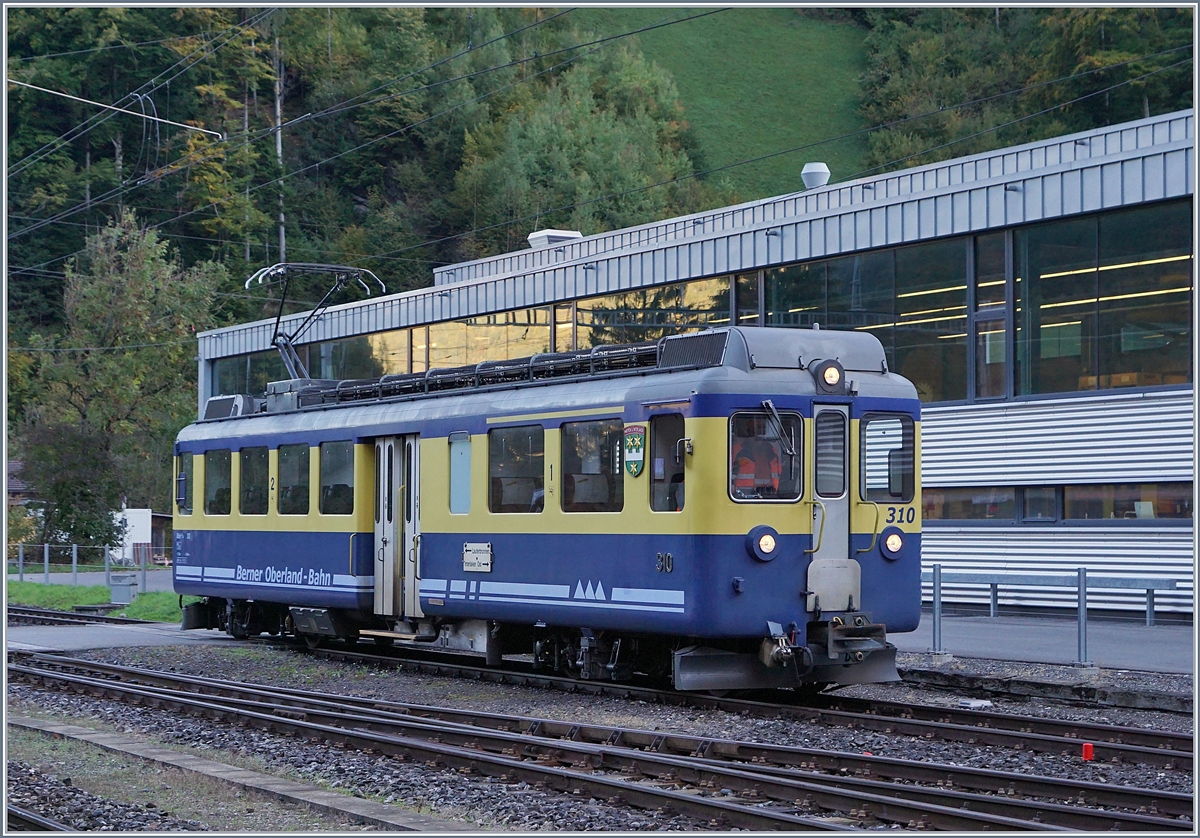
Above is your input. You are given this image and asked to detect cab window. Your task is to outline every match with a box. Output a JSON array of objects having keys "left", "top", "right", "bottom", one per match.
[
  {"left": 320, "top": 441, "right": 355, "bottom": 515},
  {"left": 729, "top": 411, "right": 801, "bottom": 501},
  {"left": 561, "top": 419, "right": 623, "bottom": 513},
  {"left": 204, "top": 449, "right": 232, "bottom": 515},
  {"left": 860, "top": 413, "right": 915, "bottom": 503},
  {"left": 278, "top": 444, "right": 310, "bottom": 515},
  {"left": 176, "top": 454, "right": 193, "bottom": 515}
]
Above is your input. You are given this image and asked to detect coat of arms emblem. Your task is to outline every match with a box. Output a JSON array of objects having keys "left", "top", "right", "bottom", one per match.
[{"left": 623, "top": 425, "right": 646, "bottom": 477}]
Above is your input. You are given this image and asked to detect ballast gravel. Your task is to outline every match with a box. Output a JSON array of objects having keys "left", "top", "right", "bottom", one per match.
[
  {"left": 7, "top": 644, "right": 1194, "bottom": 832},
  {"left": 7, "top": 760, "right": 205, "bottom": 831}
]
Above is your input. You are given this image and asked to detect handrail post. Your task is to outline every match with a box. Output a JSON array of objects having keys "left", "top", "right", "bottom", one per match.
[
  {"left": 105, "top": 547, "right": 111, "bottom": 586},
  {"left": 989, "top": 583, "right": 998, "bottom": 618},
  {"left": 1146, "top": 589, "right": 1155, "bottom": 627},
  {"left": 1075, "top": 567, "right": 1092, "bottom": 667},
  {"left": 18, "top": 542, "right": 24, "bottom": 581},
  {"left": 140, "top": 544, "right": 147, "bottom": 594},
  {"left": 72, "top": 544, "right": 78, "bottom": 586},
  {"left": 43, "top": 543, "right": 50, "bottom": 583}
]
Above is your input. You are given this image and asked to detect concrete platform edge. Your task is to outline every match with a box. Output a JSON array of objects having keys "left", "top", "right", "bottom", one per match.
[
  {"left": 899, "top": 668, "right": 1193, "bottom": 713},
  {"left": 8, "top": 716, "right": 475, "bottom": 832}
]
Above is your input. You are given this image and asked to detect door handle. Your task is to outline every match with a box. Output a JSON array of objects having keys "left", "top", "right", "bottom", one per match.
[
  {"left": 804, "top": 499, "right": 827, "bottom": 555},
  {"left": 411, "top": 534, "right": 421, "bottom": 581},
  {"left": 856, "top": 502, "right": 882, "bottom": 553}
]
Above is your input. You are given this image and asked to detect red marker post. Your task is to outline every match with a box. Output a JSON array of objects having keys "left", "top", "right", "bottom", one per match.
[{"left": 1082, "top": 743, "right": 1094, "bottom": 761}]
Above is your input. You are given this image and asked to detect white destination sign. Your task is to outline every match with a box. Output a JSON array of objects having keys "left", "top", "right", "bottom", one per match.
[{"left": 463, "top": 542, "right": 493, "bottom": 572}]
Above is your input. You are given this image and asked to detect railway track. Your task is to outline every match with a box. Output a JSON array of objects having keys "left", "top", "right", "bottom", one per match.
[
  {"left": 291, "top": 641, "right": 1193, "bottom": 769},
  {"left": 6, "top": 805, "right": 72, "bottom": 832},
  {"left": 9, "top": 652, "right": 1192, "bottom": 831},
  {"left": 6, "top": 606, "right": 156, "bottom": 627}
]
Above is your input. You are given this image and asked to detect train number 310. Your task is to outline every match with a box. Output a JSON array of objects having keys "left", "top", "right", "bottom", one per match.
[{"left": 884, "top": 506, "right": 916, "bottom": 524}]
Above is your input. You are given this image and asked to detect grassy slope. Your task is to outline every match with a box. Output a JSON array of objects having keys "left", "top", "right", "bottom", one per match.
[
  {"left": 572, "top": 8, "right": 869, "bottom": 203},
  {"left": 7, "top": 581, "right": 187, "bottom": 622}
]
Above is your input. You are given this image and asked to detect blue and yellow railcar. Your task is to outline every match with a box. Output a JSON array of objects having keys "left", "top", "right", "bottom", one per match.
[{"left": 175, "top": 326, "right": 920, "bottom": 690}]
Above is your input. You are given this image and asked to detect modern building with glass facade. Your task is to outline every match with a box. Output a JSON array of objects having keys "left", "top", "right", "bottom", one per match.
[{"left": 199, "top": 110, "right": 1195, "bottom": 615}]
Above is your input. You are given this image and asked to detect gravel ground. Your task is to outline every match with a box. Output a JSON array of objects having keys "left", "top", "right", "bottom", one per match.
[{"left": 7, "top": 644, "right": 1193, "bottom": 832}]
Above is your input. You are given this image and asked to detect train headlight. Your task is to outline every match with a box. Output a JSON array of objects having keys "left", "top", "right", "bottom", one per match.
[
  {"left": 879, "top": 526, "right": 906, "bottom": 561},
  {"left": 810, "top": 359, "right": 847, "bottom": 394},
  {"left": 746, "top": 525, "right": 780, "bottom": 562}
]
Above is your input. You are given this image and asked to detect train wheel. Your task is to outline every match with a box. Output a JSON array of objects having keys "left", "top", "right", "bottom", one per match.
[{"left": 303, "top": 634, "right": 322, "bottom": 650}]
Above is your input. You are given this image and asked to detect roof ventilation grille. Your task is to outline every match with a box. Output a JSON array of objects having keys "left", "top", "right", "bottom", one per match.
[{"left": 527, "top": 229, "right": 583, "bottom": 249}]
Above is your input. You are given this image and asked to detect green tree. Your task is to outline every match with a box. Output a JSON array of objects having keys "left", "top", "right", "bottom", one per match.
[{"left": 19, "top": 211, "right": 224, "bottom": 538}]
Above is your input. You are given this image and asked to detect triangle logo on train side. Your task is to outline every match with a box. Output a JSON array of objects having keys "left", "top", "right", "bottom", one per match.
[{"left": 623, "top": 424, "right": 646, "bottom": 477}]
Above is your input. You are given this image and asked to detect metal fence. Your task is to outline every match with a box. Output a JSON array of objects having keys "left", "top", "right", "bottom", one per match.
[{"left": 7, "top": 542, "right": 173, "bottom": 589}]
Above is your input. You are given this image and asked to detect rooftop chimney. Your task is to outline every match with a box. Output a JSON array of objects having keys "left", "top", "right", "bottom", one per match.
[
  {"left": 527, "top": 229, "right": 583, "bottom": 249},
  {"left": 801, "top": 162, "right": 831, "bottom": 190}
]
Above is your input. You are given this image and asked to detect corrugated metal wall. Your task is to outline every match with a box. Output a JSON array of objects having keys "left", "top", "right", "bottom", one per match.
[
  {"left": 922, "top": 526, "right": 1194, "bottom": 612},
  {"left": 921, "top": 390, "right": 1194, "bottom": 485},
  {"left": 198, "top": 110, "right": 1194, "bottom": 362}
]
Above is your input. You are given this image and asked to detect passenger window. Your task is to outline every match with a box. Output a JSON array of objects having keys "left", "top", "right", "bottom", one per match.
[
  {"left": 561, "top": 419, "right": 623, "bottom": 513},
  {"left": 176, "top": 454, "right": 193, "bottom": 515},
  {"left": 204, "top": 449, "right": 232, "bottom": 515},
  {"left": 449, "top": 432, "right": 471, "bottom": 514},
  {"left": 860, "top": 414, "right": 915, "bottom": 503},
  {"left": 489, "top": 425, "right": 544, "bottom": 513},
  {"left": 650, "top": 414, "right": 686, "bottom": 511},
  {"left": 239, "top": 447, "right": 269, "bottom": 515},
  {"left": 278, "top": 444, "right": 310, "bottom": 515},
  {"left": 320, "top": 441, "right": 355, "bottom": 515},
  {"left": 729, "top": 411, "right": 802, "bottom": 501}
]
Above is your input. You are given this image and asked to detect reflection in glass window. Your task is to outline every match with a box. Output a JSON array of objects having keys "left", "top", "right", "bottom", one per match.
[
  {"left": 893, "top": 239, "right": 968, "bottom": 403},
  {"left": 736, "top": 272, "right": 760, "bottom": 325},
  {"left": 561, "top": 420, "right": 624, "bottom": 512},
  {"left": 176, "top": 455, "right": 193, "bottom": 515},
  {"left": 577, "top": 277, "right": 731, "bottom": 347},
  {"left": 489, "top": 425, "right": 544, "bottom": 513},
  {"left": 975, "top": 232, "right": 1007, "bottom": 311},
  {"left": 1015, "top": 217, "right": 1099, "bottom": 395},
  {"left": 860, "top": 414, "right": 914, "bottom": 502},
  {"left": 1064, "top": 482, "right": 1192, "bottom": 520},
  {"left": 1022, "top": 487, "right": 1058, "bottom": 521},
  {"left": 319, "top": 441, "right": 355, "bottom": 514},
  {"left": 650, "top": 414, "right": 686, "bottom": 511},
  {"left": 239, "top": 447, "right": 269, "bottom": 515},
  {"left": 1096, "top": 202, "right": 1192, "bottom": 389},
  {"left": 204, "top": 449, "right": 232, "bottom": 515},
  {"left": 730, "top": 411, "right": 801, "bottom": 501},
  {"left": 923, "top": 487, "right": 1016, "bottom": 520},
  {"left": 975, "top": 323, "right": 1007, "bottom": 399},
  {"left": 429, "top": 309, "right": 551, "bottom": 369},
  {"left": 766, "top": 262, "right": 825, "bottom": 328},
  {"left": 278, "top": 444, "right": 310, "bottom": 515}
]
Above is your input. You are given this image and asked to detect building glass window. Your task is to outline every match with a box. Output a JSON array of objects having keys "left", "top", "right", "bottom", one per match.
[
  {"left": 730, "top": 411, "right": 801, "bottom": 501},
  {"left": 239, "top": 447, "right": 269, "bottom": 515},
  {"left": 766, "top": 261, "right": 825, "bottom": 328},
  {"left": 893, "top": 238, "right": 968, "bottom": 402},
  {"left": 554, "top": 304, "right": 575, "bottom": 352},
  {"left": 1064, "top": 482, "right": 1192, "bottom": 520},
  {"left": 429, "top": 308, "right": 551, "bottom": 369},
  {"left": 1016, "top": 216, "right": 1099, "bottom": 395},
  {"left": 736, "top": 272, "right": 760, "bottom": 325},
  {"left": 561, "top": 419, "right": 624, "bottom": 513},
  {"left": 650, "top": 414, "right": 686, "bottom": 511},
  {"left": 829, "top": 248, "right": 895, "bottom": 335},
  {"left": 449, "top": 433, "right": 471, "bottom": 514},
  {"left": 175, "top": 454, "right": 193, "bottom": 515},
  {"left": 1096, "top": 202, "right": 1192, "bottom": 389},
  {"left": 923, "top": 487, "right": 1016, "bottom": 520},
  {"left": 489, "top": 425, "right": 544, "bottom": 513},
  {"left": 860, "top": 414, "right": 915, "bottom": 503},
  {"left": 319, "top": 441, "right": 355, "bottom": 515},
  {"left": 204, "top": 449, "right": 231, "bottom": 516},
  {"left": 576, "top": 277, "right": 731, "bottom": 347},
  {"left": 278, "top": 444, "right": 310, "bottom": 515},
  {"left": 975, "top": 232, "right": 1007, "bottom": 312},
  {"left": 1021, "top": 486, "right": 1058, "bottom": 521}
]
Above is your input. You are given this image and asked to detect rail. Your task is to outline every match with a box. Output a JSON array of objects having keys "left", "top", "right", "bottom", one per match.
[{"left": 922, "top": 565, "right": 1181, "bottom": 667}]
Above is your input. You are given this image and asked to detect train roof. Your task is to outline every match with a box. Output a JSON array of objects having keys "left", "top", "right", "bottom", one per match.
[{"left": 180, "top": 327, "right": 916, "bottom": 445}]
